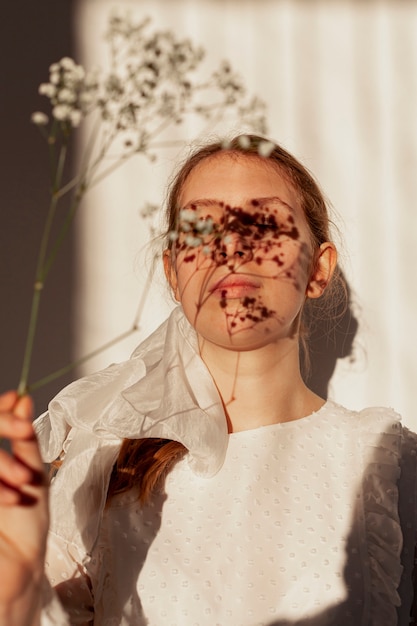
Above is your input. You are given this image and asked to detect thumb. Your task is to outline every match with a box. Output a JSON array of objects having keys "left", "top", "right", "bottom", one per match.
[{"left": 13, "top": 395, "right": 34, "bottom": 423}]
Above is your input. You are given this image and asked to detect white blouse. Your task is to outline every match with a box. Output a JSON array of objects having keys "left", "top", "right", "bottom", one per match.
[{"left": 34, "top": 307, "right": 417, "bottom": 625}]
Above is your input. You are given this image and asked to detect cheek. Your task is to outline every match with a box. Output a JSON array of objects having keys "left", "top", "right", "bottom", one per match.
[
  {"left": 174, "top": 249, "right": 216, "bottom": 299},
  {"left": 253, "top": 238, "right": 312, "bottom": 280}
]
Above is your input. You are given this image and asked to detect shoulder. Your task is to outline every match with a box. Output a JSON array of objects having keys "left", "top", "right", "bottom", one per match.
[
  {"left": 324, "top": 400, "right": 402, "bottom": 436},
  {"left": 327, "top": 401, "right": 417, "bottom": 503},
  {"left": 323, "top": 403, "right": 417, "bottom": 620},
  {"left": 322, "top": 402, "right": 406, "bottom": 473},
  {"left": 397, "top": 425, "right": 417, "bottom": 505},
  {"left": 339, "top": 403, "right": 416, "bottom": 464}
]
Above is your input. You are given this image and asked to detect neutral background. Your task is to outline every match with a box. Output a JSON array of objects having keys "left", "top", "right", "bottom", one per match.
[{"left": 2, "top": 0, "right": 416, "bottom": 429}]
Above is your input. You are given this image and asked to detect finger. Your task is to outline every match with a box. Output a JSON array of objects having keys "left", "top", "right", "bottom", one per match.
[
  {"left": 0, "top": 449, "right": 34, "bottom": 488},
  {"left": 0, "top": 476, "right": 46, "bottom": 506},
  {"left": 12, "top": 434, "right": 45, "bottom": 476},
  {"left": 11, "top": 401, "right": 44, "bottom": 475},
  {"left": 0, "top": 390, "right": 19, "bottom": 412},
  {"left": 0, "top": 480, "right": 23, "bottom": 505},
  {"left": 0, "top": 394, "right": 46, "bottom": 488},
  {"left": 12, "top": 395, "right": 34, "bottom": 423},
  {"left": 0, "top": 438, "right": 46, "bottom": 506},
  {"left": 0, "top": 413, "right": 34, "bottom": 440},
  {"left": 3, "top": 436, "right": 49, "bottom": 505},
  {"left": 0, "top": 392, "right": 33, "bottom": 435}
]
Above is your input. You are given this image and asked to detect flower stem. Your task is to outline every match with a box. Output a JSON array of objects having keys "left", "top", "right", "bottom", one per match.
[
  {"left": 24, "top": 266, "right": 154, "bottom": 394},
  {"left": 17, "top": 142, "right": 68, "bottom": 396},
  {"left": 17, "top": 282, "right": 44, "bottom": 396},
  {"left": 17, "top": 196, "right": 58, "bottom": 396},
  {"left": 42, "top": 188, "right": 83, "bottom": 281},
  {"left": 28, "top": 326, "right": 139, "bottom": 393}
]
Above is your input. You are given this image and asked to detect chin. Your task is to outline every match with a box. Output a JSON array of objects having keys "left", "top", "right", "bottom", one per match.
[{"left": 203, "top": 320, "right": 286, "bottom": 351}]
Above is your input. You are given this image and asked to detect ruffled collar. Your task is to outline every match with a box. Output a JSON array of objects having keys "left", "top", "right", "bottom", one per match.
[{"left": 36, "top": 306, "right": 228, "bottom": 477}]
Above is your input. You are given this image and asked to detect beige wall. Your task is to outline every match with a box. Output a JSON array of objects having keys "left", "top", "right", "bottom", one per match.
[
  {"left": 3, "top": 1, "right": 415, "bottom": 424},
  {"left": 73, "top": 0, "right": 417, "bottom": 428}
]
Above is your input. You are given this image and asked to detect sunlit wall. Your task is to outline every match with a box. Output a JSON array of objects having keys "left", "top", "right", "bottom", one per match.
[{"left": 73, "top": 0, "right": 417, "bottom": 428}]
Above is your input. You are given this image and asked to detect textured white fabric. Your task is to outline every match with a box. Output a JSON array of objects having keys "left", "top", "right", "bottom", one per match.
[
  {"left": 39, "top": 575, "right": 74, "bottom": 626},
  {"left": 34, "top": 307, "right": 417, "bottom": 625},
  {"left": 35, "top": 307, "right": 227, "bottom": 560}
]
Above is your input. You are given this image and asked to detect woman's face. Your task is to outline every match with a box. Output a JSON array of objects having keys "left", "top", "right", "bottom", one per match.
[{"left": 165, "top": 152, "right": 323, "bottom": 352}]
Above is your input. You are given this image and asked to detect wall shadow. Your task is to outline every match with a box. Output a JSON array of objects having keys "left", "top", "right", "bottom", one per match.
[
  {"left": 0, "top": 1, "right": 75, "bottom": 415},
  {"left": 303, "top": 269, "right": 359, "bottom": 400}
]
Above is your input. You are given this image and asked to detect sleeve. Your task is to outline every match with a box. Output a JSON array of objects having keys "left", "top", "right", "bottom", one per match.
[
  {"left": 35, "top": 422, "right": 119, "bottom": 625},
  {"left": 396, "top": 426, "right": 417, "bottom": 625},
  {"left": 358, "top": 407, "right": 403, "bottom": 623},
  {"left": 42, "top": 530, "right": 95, "bottom": 625}
]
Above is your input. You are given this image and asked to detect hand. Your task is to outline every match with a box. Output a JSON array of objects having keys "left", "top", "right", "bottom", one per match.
[{"left": 0, "top": 391, "right": 49, "bottom": 624}]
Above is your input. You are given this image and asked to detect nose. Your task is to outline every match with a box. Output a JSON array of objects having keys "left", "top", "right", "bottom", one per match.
[{"left": 214, "top": 231, "right": 253, "bottom": 266}]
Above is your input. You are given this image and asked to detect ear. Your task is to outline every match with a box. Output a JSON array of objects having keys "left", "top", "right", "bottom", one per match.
[
  {"left": 306, "top": 242, "right": 337, "bottom": 299},
  {"left": 163, "top": 249, "right": 180, "bottom": 301}
]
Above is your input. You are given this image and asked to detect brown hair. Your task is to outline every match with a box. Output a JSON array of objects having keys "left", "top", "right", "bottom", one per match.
[
  {"left": 107, "top": 134, "right": 345, "bottom": 506},
  {"left": 164, "top": 134, "right": 345, "bottom": 367},
  {"left": 107, "top": 438, "right": 187, "bottom": 505},
  {"left": 165, "top": 135, "right": 333, "bottom": 251}
]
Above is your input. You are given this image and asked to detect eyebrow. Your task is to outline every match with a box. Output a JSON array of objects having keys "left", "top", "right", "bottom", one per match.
[{"left": 182, "top": 196, "right": 295, "bottom": 212}]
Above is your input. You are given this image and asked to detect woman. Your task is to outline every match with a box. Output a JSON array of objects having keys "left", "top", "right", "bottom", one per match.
[{"left": 1, "top": 135, "right": 415, "bottom": 625}]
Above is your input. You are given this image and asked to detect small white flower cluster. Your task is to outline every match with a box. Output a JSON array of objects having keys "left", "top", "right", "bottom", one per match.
[
  {"left": 98, "top": 16, "right": 206, "bottom": 137},
  {"left": 20, "top": 12, "right": 270, "bottom": 397},
  {"left": 31, "top": 13, "right": 267, "bottom": 149},
  {"left": 32, "top": 57, "right": 98, "bottom": 128},
  {"left": 221, "top": 135, "right": 275, "bottom": 158},
  {"left": 140, "top": 202, "right": 159, "bottom": 219},
  {"left": 212, "top": 61, "right": 244, "bottom": 105},
  {"left": 257, "top": 140, "right": 275, "bottom": 157},
  {"left": 30, "top": 111, "right": 49, "bottom": 126},
  {"left": 169, "top": 209, "right": 216, "bottom": 251}
]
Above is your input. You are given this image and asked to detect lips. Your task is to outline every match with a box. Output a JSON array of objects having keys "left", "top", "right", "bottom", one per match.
[{"left": 209, "top": 274, "right": 261, "bottom": 299}]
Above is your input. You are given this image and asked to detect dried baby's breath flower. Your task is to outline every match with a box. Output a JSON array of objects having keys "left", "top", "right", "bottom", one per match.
[
  {"left": 140, "top": 203, "right": 159, "bottom": 219},
  {"left": 168, "top": 231, "right": 179, "bottom": 242},
  {"left": 185, "top": 234, "right": 202, "bottom": 247},
  {"left": 258, "top": 140, "right": 275, "bottom": 158},
  {"left": 237, "top": 135, "right": 251, "bottom": 149},
  {"left": 195, "top": 217, "right": 214, "bottom": 234},
  {"left": 60, "top": 56, "right": 77, "bottom": 71},
  {"left": 19, "top": 11, "right": 268, "bottom": 396},
  {"left": 31, "top": 111, "right": 49, "bottom": 126},
  {"left": 52, "top": 104, "right": 72, "bottom": 122},
  {"left": 38, "top": 56, "right": 99, "bottom": 129},
  {"left": 69, "top": 110, "right": 82, "bottom": 127},
  {"left": 179, "top": 209, "right": 197, "bottom": 222},
  {"left": 57, "top": 88, "right": 77, "bottom": 104},
  {"left": 39, "top": 83, "right": 56, "bottom": 98}
]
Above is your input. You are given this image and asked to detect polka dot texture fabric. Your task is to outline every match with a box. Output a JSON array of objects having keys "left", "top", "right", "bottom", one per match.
[{"left": 43, "top": 401, "right": 417, "bottom": 625}]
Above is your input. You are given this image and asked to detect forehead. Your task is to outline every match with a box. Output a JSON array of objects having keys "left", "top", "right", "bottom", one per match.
[{"left": 178, "top": 152, "right": 300, "bottom": 211}]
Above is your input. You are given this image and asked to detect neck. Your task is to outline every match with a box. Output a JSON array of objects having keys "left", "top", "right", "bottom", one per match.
[{"left": 199, "top": 337, "right": 324, "bottom": 433}]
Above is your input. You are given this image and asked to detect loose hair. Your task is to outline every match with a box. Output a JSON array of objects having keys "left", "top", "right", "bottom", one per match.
[
  {"left": 107, "top": 134, "right": 346, "bottom": 505},
  {"left": 107, "top": 438, "right": 187, "bottom": 505},
  {"left": 165, "top": 135, "right": 332, "bottom": 251}
]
